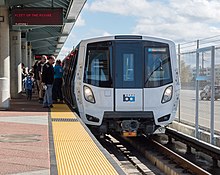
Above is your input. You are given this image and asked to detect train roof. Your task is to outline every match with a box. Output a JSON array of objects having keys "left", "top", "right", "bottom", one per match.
[
  {"left": 80, "top": 34, "right": 175, "bottom": 45},
  {"left": 63, "top": 35, "right": 175, "bottom": 60}
]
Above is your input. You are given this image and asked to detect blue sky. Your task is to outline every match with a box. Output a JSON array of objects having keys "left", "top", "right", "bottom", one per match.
[{"left": 57, "top": 0, "right": 220, "bottom": 60}]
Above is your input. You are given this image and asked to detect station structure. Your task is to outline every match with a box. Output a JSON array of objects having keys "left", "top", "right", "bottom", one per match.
[
  {"left": 0, "top": 1, "right": 128, "bottom": 174},
  {"left": 0, "top": 0, "right": 86, "bottom": 109},
  {"left": 0, "top": 1, "right": 220, "bottom": 174}
]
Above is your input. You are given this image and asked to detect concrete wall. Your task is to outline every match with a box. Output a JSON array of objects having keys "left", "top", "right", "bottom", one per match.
[{"left": 0, "top": 6, "right": 10, "bottom": 109}]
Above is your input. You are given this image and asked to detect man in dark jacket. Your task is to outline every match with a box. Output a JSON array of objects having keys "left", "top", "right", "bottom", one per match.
[
  {"left": 42, "top": 56, "right": 55, "bottom": 108},
  {"left": 36, "top": 55, "right": 46, "bottom": 103}
]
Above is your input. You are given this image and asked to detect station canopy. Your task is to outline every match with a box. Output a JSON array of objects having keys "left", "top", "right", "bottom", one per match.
[{"left": 6, "top": 0, "right": 86, "bottom": 57}]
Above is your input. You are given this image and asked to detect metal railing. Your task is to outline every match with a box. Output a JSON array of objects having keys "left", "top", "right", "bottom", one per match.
[{"left": 177, "top": 35, "right": 220, "bottom": 144}]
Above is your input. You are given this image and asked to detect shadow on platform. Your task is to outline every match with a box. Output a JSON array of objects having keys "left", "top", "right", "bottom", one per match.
[{"left": 0, "top": 92, "right": 49, "bottom": 114}]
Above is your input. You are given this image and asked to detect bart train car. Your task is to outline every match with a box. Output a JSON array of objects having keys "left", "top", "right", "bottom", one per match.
[{"left": 63, "top": 35, "right": 180, "bottom": 136}]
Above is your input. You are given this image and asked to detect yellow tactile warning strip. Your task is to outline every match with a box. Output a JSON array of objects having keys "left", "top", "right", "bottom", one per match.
[
  {"left": 50, "top": 104, "right": 119, "bottom": 175},
  {"left": 50, "top": 104, "right": 77, "bottom": 119}
]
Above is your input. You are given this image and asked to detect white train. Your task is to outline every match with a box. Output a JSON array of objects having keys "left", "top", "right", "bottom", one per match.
[{"left": 63, "top": 35, "right": 180, "bottom": 136}]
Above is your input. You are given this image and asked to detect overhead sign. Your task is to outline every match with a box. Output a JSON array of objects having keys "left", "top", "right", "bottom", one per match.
[
  {"left": 11, "top": 8, "right": 63, "bottom": 26},
  {"left": 34, "top": 54, "right": 51, "bottom": 60}
]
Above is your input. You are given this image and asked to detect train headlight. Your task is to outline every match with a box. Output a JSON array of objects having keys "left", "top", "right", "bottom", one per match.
[
  {"left": 84, "top": 85, "right": 95, "bottom": 103},
  {"left": 161, "top": 85, "right": 173, "bottom": 103}
]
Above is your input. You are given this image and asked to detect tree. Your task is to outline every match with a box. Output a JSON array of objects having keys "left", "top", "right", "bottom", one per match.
[{"left": 180, "top": 60, "right": 192, "bottom": 83}]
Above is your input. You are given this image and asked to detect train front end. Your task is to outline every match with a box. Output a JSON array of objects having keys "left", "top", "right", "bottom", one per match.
[{"left": 76, "top": 35, "right": 180, "bottom": 136}]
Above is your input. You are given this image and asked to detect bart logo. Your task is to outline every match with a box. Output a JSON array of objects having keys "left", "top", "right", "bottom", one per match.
[{"left": 123, "top": 94, "right": 135, "bottom": 102}]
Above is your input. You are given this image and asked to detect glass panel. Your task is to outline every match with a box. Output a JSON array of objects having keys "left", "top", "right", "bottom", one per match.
[
  {"left": 179, "top": 44, "right": 220, "bottom": 133},
  {"left": 85, "top": 50, "right": 109, "bottom": 80},
  {"left": 84, "top": 42, "right": 112, "bottom": 87},
  {"left": 123, "top": 54, "right": 134, "bottom": 81},
  {"left": 114, "top": 42, "right": 142, "bottom": 88},
  {"left": 179, "top": 52, "right": 196, "bottom": 123},
  {"left": 145, "top": 47, "right": 172, "bottom": 87}
]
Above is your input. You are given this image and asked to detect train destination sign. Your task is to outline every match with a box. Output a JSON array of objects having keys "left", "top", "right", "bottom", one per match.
[{"left": 11, "top": 8, "right": 63, "bottom": 26}]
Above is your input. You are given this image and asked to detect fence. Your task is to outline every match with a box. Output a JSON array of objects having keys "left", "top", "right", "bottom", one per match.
[{"left": 177, "top": 35, "right": 220, "bottom": 137}]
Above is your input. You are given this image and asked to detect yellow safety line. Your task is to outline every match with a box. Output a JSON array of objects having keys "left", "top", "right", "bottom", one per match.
[
  {"left": 51, "top": 104, "right": 77, "bottom": 119},
  {"left": 51, "top": 104, "right": 119, "bottom": 175}
]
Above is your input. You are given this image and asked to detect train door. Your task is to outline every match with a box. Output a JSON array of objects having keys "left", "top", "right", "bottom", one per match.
[
  {"left": 114, "top": 42, "right": 143, "bottom": 111},
  {"left": 70, "top": 48, "right": 79, "bottom": 109}
]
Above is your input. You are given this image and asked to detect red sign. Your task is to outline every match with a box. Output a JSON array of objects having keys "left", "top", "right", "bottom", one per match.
[
  {"left": 11, "top": 8, "right": 63, "bottom": 26},
  {"left": 34, "top": 54, "right": 50, "bottom": 60}
]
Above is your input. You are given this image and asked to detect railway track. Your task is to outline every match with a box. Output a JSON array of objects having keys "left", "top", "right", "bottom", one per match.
[
  {"left": 96, "top": 133, "right": 213, "bottom": 175},
  {"left": 68, "top": 102, "right": 218, "bottom": 174},
  {"left": 97, "top": 134, "right": 164, "bottom": 175}
]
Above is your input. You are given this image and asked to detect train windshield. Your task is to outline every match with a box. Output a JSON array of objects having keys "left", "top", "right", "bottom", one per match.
[
  {"left": 145, "top": 46, "right": 172, "bottom": 87},
  {"left": 84, "top": 42, "right": 112, "bottom": 87},
  {"left": 84, "top": 41, "right": 172, "bottom": 88}
]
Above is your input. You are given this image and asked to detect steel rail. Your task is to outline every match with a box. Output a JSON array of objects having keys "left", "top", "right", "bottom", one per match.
[
  {"left": 152, "top": 139, "right": 211, "bottom": 175},
  {"left": 118, "top": 134, "right": 212, "bottom": 175},
  {"left": 166, "top": 127, "right": 220, "bottom": 163}
]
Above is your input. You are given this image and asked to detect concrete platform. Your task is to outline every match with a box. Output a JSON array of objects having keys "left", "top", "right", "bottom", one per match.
[
  {"left": 0, "top": 92, "right": 125, "bottom": 175},
  {"left": 0, "top": 93, "right": 49, "bottom": 175}
]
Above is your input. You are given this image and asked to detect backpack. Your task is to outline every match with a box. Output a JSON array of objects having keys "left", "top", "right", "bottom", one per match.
[{"left": 25, "top": 76, "right": 33, "bottom": 90}]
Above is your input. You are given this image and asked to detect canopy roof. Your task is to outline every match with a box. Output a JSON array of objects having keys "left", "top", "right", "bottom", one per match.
[{"left": 7, "top": 0, "right": 86, "bottom": 56}]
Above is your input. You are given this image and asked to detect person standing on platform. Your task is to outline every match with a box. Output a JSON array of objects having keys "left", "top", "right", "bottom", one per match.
[
  {"left": 42, "top": 56, "right": 55, "bottom": 108},
  {"left": 21, "top": 63, "right": 27, "bottom": 93},
  {"left": 21, "top": 63, "right": 27, "bottom": 80},
  {"left": 23, "top": 72, "right": 34, "bottom": 100},
  {"left": 52, "top": 59, "right": 64, "bottom": 103},
  {"left": 37, "top": 55, "right": 47, "bottom": 103},
  {"left": 33, "top": 60, "right": 39, "bottom": 94}
]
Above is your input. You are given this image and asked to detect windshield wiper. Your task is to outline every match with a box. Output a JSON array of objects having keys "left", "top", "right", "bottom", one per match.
[{"left": 145, "top": 57, "right": 169, "bottom": 85}]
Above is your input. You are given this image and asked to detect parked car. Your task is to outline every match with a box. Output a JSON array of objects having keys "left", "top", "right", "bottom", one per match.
[{"left": 200, "top": 85, "right": 220, "bottom": 100}]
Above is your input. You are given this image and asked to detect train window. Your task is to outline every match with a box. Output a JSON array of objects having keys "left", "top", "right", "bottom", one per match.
[
  {"left": 123, "top": 54, "right": 134, "bottom": 81},
  {"left": 114, "top": 41, "right": 143, "bottom": 88},
  {"left": 84, "top": 42, "right": 112, "bottom": 87},
  {"left": 145, "top": 47, "right": 172, "bottom": 87}
]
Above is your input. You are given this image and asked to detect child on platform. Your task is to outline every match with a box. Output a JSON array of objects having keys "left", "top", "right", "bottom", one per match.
[{"left": 23, "top": 72, "right": 34, "bottom": 100}]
